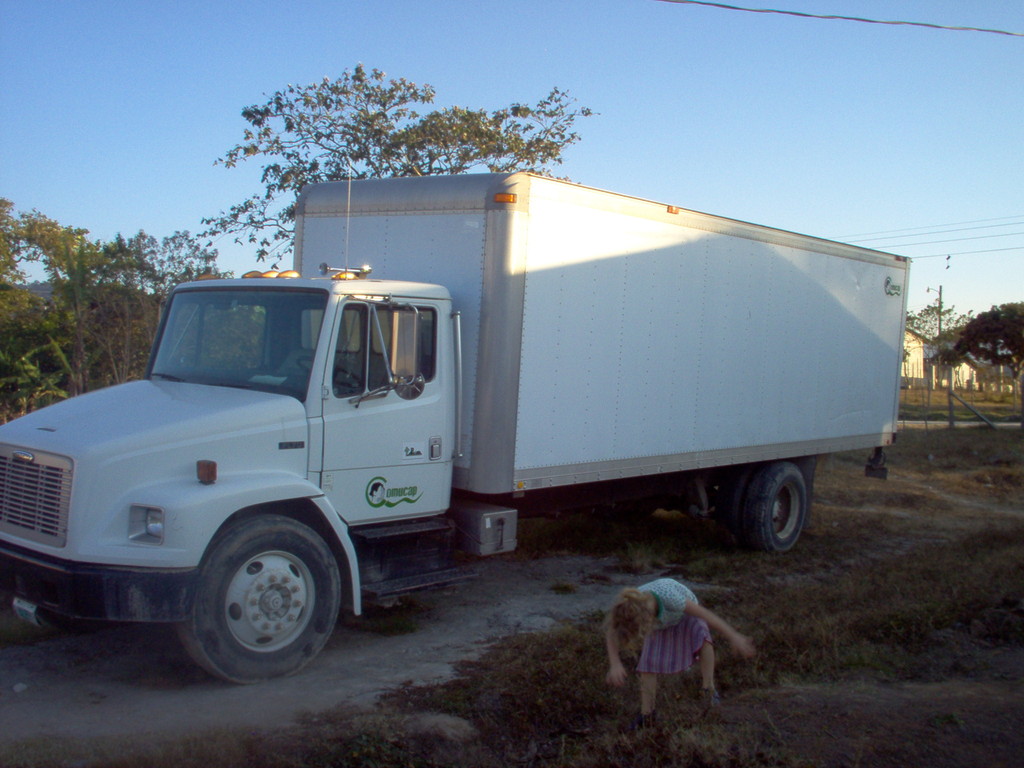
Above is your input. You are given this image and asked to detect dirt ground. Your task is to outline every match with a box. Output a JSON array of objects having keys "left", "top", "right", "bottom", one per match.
[
  {"left": 724, "top": 646, "right": 1024, "bottom": 768},
  {"left": 1, "top": 440, "right": 1023, "bottom": 767},
  {"left": 3, "top": 560, "right": 1022, "bottom": 768},
  {"left": 0, "top": 555, "right": 639, "bottom": 746}
]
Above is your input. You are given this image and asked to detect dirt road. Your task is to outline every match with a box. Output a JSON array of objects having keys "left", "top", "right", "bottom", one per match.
[{"left": 0, "top": 555, "right": 632, "bottom": 745}]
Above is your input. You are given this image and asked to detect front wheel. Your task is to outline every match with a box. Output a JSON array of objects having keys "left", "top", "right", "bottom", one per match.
[
  {"left": 739, "top": 462, "right": 808, "bottom": 552},
  {"left": 177, "top": 515, "right": 341, "bottom": 683}
]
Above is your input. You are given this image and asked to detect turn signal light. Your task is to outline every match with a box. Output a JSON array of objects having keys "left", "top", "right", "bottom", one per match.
[{"left": 197, "top": 460, "right": 218, "bottom": 485}]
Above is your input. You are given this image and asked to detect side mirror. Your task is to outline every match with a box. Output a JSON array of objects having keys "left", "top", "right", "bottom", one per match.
[{"left": 390, "top": 307, "right": 425, "bottom": 400}]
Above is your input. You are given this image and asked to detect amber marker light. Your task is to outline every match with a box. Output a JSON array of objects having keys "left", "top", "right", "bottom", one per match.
[
  {"left": 197, "top": 460, "right": 218, "bottom": 485},
  {"left": 277, "top": 270, "right": 300, "bottom": 278},
  {"left": 494, "top": 193, "right": 517, "bottom": 204},
  {"left": 667, "top": 206, "right": 681, "bottom": 215},
  {"left": 242, "top": 270, "right": 264, "bottom": 278}
]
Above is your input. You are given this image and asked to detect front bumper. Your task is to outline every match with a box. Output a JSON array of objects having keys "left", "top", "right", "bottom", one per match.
[{"left": 0, "top": 539, "right": 197, "bottom": 622}]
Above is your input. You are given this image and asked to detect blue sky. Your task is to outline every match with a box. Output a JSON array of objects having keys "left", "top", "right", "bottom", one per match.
[{"left": 2, "top": 0, "right": 1021, "bottom": 317}]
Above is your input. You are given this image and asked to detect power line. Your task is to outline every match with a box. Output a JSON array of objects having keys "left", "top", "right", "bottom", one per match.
[
  {"left": 873, "top": 230, "right": 1024, "bottom": 250},
  {"left": 836, "top": 214, "right": 1024, "bottom": 240},
  {"left": 910, "top": 245, "right": 1024, "bottom": 259},
  {"left": 655, "top": 1, "right": 1024, "bottom": 38},
  {"left": 849, "top": 220, "right": 1024, "bottom": 244}
]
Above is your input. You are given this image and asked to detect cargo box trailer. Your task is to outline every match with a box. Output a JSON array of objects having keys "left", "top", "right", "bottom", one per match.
[{"left": 0, "top": 173, "right": 908, "bottom": 682}]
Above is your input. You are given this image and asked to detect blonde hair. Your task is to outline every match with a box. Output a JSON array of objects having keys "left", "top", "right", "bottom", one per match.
[{"left": 606, "top": 588, "right": 656, "bottom": 652}]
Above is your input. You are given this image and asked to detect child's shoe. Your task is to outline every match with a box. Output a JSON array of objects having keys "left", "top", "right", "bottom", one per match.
[{"left": 701, "top": 687, "right": 721, "bottom": 709}]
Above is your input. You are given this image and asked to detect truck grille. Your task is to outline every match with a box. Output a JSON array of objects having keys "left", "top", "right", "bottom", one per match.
[{"left": 0, "top": 445, "right": 72, "bottom": 547}]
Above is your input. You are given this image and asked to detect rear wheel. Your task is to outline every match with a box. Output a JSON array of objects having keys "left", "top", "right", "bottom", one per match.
[
  {"left": 739, "top": 462, "right": 808, "bottom": 552},
  {"left": 713, "top": 466, "right": 753, "bottom": 540},
  {"left": 177, "top": 515, "right": 341, "bottom": 683}
]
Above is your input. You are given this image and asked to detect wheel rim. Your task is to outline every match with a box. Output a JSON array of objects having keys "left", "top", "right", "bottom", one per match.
[
  {"left": 223, "top": 550, "right": 315, "bottom": 653},
  {"left": 772, "top": 484, "right": 800, "bottom": 540}
]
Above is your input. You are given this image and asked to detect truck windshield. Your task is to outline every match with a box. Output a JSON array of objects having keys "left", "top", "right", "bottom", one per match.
[{"left": 148, "top": 287, "right": 328, "bottom": 401}]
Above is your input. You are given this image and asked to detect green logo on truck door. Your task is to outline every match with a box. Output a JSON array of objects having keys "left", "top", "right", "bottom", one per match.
[{"left": 366, "top": 476, "right": 423, "bottom": 508}]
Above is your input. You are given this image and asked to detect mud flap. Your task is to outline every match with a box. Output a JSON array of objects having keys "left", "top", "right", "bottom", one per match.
[{"left": 865, "top": 447, "right": 889, "bottom": 479}]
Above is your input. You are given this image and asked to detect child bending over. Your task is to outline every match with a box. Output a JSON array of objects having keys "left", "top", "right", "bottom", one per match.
[{"left": 605, "top": 577, "right": 755, "bottom": 729}]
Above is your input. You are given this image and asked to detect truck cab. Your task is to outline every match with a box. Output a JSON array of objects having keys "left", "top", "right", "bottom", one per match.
[
  {"left": 0, "top": 270, "right": 464, "bottom": 682},
  {"left": 150, "top": 272, "right": 458, "bottom": 525}
]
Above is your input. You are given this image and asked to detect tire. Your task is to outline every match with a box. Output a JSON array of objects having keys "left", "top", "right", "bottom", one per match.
[
  {"left": 738, "top": 462, "right": 808, "bottom": 552},
  {"left": 176, "top": 515, "right": 341, "bottom": 683},
  {"left": 713, "top": 466, "right": 753, "bottom": 540}
]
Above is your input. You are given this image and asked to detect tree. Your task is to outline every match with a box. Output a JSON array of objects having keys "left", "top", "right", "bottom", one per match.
[
  {"left": 0, "top": 201, "right": 79, "bottom": 419},
  {"left": 2, "top": 200, "right": 89, "bottom": 270},
  {"left": 954, "top": 302, "right": 1024, "bottom": 421},
  {"left": 0, "top": 340, "right": 69, "bottom": 420},
  {"left": 88, "top": 231, "right": 223, "bottom": 386},
  {"left": 45, "top": 236, "right": 105, "bottom": 396},
  {"left": 202, "top": 65, "right": 593, "bottom": 262},
  {"left": 1, "top": 198, "right": 226, "bottom": 415},
  {"left": 0, "top": 286, "right": 69, "bottom": 423},
  {"left": 0, "top": 198, "right": 23, "bottom": 284},
  {"left": 141, "top": 230, "right": 222, "bottom": 300},
  {"left": 906, "top": 302, "right": 973, "bottom": 371},
  {"left": 906, "top": 302, "right": 973, "bottom": 347},
  {"left": 1, "top": 200, "right": 36, "bottom": 325}
]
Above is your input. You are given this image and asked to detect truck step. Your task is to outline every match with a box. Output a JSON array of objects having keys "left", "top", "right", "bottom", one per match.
[
  {"left": 352, "top": 517, "right": 453, "bottom": 541},
  {"left": 361, "top": 567, "right": 476, "bottom": 601}
]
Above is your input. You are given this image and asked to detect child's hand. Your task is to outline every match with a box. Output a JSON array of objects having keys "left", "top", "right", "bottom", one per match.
[
  {"left": 606, "top": 662, "right": 628, "bottom": 687},
  {"left": 730, "top": 633, "right": 756, "bottom": 659}
]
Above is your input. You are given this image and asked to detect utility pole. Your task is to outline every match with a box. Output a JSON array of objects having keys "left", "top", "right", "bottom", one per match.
[{"left": 927, "top": 285, "right": 955, "bottom": 429}]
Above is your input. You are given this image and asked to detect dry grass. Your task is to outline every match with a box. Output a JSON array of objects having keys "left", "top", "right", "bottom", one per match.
[
  {"left": 382, "top": 429, "right": 1024, "bottom": 767},
  {"left": 379, "top": 529, "right": 1024, "bottom": 768},
  {"left": 899, "top": 387, "right": 1021, "bottom": 424}
]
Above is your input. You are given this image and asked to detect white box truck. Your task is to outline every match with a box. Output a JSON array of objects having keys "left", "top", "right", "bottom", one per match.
[{"left": 0, "top": 173, "right": 908, "bottom": 682}]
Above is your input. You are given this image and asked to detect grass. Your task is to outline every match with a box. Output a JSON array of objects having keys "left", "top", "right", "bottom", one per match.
[
  {"left": 342, "top": 596, "right": 429, "bottom": 636},
  {"left": 737, "top": 526, "right": 1024, "bottom": 679},
  {"left": 899, "top": 386, "right": 1021, "bottom": 424},
  {"left": 515, "top": 505, "right": 730, "bottom": 567},
  {"left": 2, "top": 428, "right": 1022, "bottom": 767}
]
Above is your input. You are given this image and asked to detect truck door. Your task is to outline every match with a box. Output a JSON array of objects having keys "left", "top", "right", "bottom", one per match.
[{"left": 319, "top": 299, "right": 453, "bottom": 524}]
